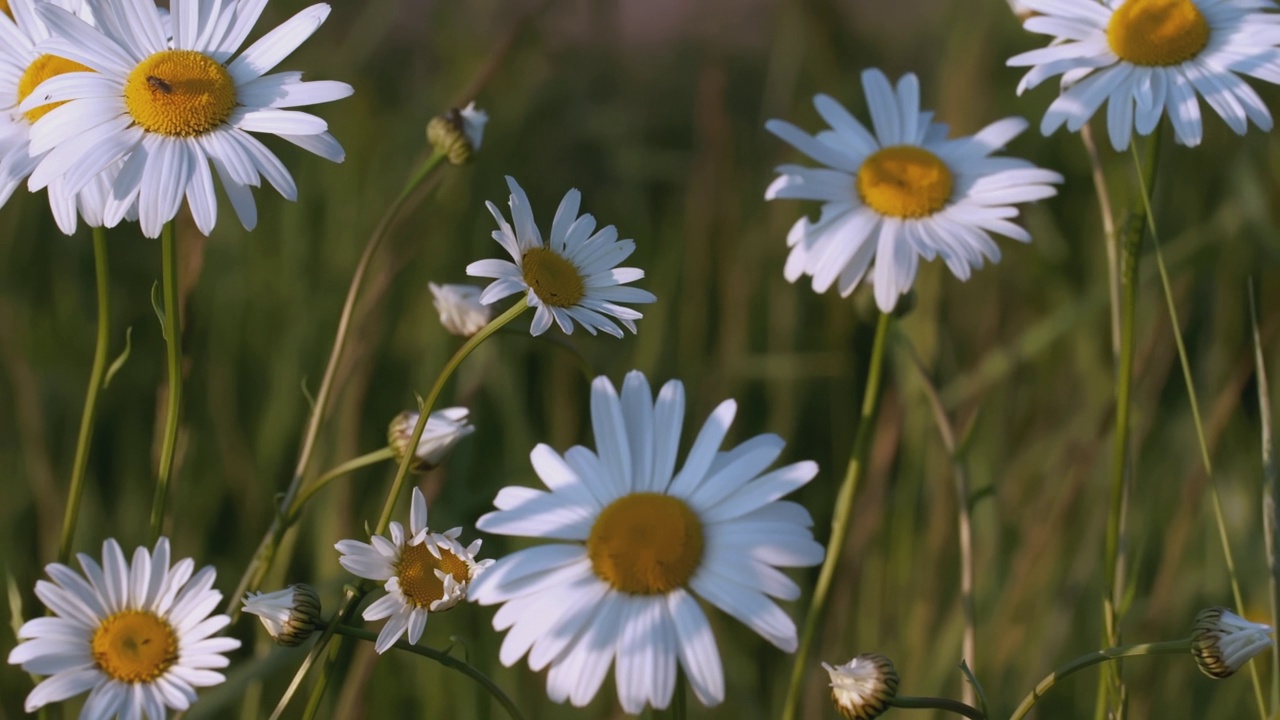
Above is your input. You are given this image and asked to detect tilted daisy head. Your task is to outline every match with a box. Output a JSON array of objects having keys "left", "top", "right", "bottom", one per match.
[
  {"left": 335, "top": 486, "right": 493, "bottom": 654},
  {"left": 765, "top": 68, "right": 1062, "bottom": 313},
  {"left": 0, "top": 0, "right": 123, "bottom": 234},
  {"left": 1191, "top": 606, "right": 1274, "bottom": 679},
  {"left": 21, "top": 0, "right": 354, "bottom": 238},
  {"left": 387, "top": 407, "right": 475, "bottom": 471},
  {"left": 1008, "top": 0, "right": 1280, "bottom": 150},
  {"left": 7, "top": 537, "right": 241, "bottom": 716},
  {"left": 468, "top": 370, "right": 826, "bottom": 713},
  {"left": 466, "top": 175, "right": 657, "bottom": 337},
  {"left": 428, "top": 281, "right": 492, "bottom": 337}
]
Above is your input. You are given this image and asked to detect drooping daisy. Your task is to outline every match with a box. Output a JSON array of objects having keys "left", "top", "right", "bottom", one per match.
[
  {"left": 468, "top": 371, "right": 825, "bottom": 712},
  {"left": 241, "top": 583, "right": 321, "bottom": 647},
  {"left": 386, "top": 406, "right": 475, "bottom": 471},
  {"left": 0, "top": 0, "right": 121, "bottom": 234},
  {"left": 765, "top": 68, "right": 1062, "bottom": 313},
  {"left": 1008, "top": 0, "right": 1280, "bottom": 150},
  {"left": 335, "top": 486, "right": 493, "bottom": 654},
  {"left": 428, "top": 281, "right": 492, "bottom": 337},
  {"left": 7, "top": 537, "right": 241, "bottom": 717},
  {"left": 20, "top": 0, "right": 353, "bottom": 238},
  {"left": 466, "top": 175, "right": 656, "bottom": 337}
]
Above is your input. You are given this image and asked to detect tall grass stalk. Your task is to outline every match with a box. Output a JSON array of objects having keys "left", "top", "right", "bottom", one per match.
[
  {"left": 57, "top": 227, "right": 110, "bottom": 562},
  {"left": 1249, "top": 281, "right": 1279, "bottom": 712},
  {"left": 150, "top": 221, "right": 182, "bottom": 543},
  {"left": 782, "top": 311, "right": 892, "bottom": 720},
  {"left": 1014, "top": 641, "right": 1190, "bottom": 720}
]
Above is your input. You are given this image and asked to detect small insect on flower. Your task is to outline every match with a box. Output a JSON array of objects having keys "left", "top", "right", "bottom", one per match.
[{"left": 145, "top": 75, "right": 172, "bottom": 94}]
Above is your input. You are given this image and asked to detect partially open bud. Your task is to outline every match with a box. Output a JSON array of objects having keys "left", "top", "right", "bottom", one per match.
[
  {"left": 427, "top": 102, "right": 488, "bottom": 165},
  {"left": 388, "top": 408, "right": 475, "bottom": 471},
  {"left": 1191, "top": 607, "right": 1274, "bottom": 679},
  {"left": 242, "top": 584, "right": 321, "bottom": 647},
  {"left": 429, "top": 282, "right": 492, "bottom": 337},
  {"left": 823, "top": 653, "right": 899, "bottom": 719}
]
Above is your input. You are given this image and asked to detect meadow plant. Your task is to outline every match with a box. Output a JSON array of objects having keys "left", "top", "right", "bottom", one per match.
[{"left": 4, "top": 0, "right": 1280, "bottom": 718}]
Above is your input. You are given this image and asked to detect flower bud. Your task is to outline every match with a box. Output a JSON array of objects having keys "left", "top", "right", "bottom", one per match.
[
  {"left": 429, "top": 282, "right": 491, "bottom": 337},
  {"left": 241, "top": 584, "right": 321, "bottom": 647},
  {"left": 427, "top": 102, "right": 487, "bottom": 165},
  {"left": 823, "top": 653, "right": 899, "bottom": 719},
  {"left": 1191, "top": 607, "right": 1274, "bottom": 679},
  {"left": 388, "top": 407, "right": 475, "bottom": 471}
]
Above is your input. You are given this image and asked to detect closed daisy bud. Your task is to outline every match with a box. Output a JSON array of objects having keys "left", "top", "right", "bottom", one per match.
[
  {"left": 1191, "top": 607, "right": 1274, "bottom": 679},
  {"left": 388, "top": 408, "right": 475, "bottom": 471},
  {"left": 428, "top": 102, "right": 488, "bottom": 165},
  {"left": 823, "top": 654, "right": 899, "bottom": 720},
  {"left": 429, "top": 282, "right": 492, "bottom": 337},
  {"left": 242, "top": 584, "right": 322, "bottom": 647}
]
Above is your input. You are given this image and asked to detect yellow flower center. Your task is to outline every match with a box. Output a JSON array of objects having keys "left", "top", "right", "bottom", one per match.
[
  {"left": 1107, "top": 0, "right": 1210, "bottom": 66},
  {"left": 396, "top": 540, "right": 472, "bottom": 608},
  {"left": 521, "top": 247, "right": 585, "bottom": 308},
  {"left": 0, "top": 0, "right": 12, "bottom": 18},
  {"left": 17, "top": 55, "right": 94, "bottom": 124},
  {"left": 124, "top": 50, "right": 237, "bottom": 137},
  {"left": 90, "top": 610, "right": 178, "bottom": 684},
  {"left": 856, "top": 145, "right": 954, "bottom": 219},
  {"left": 587, "top": 493, "right": 704, "bottom": 595}
]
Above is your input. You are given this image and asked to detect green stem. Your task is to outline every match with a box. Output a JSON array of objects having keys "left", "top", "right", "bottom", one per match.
[
  {"left": 287, "top": 447, "right": 397, "bottom": 522},
  {"left": 1250, "top": 281, "right": 1280, "bottom": 714},
  {"left": 1010, "top": 640, "right": 1191, "bottom": 720},
  {"left": 150, "top": 221, "right": 182, "bottom": 544},
  {"left": 225, "top": 151, "right": 446, "bottom": 618},
  {"left": 889, "top": 695, "right": 985, "bottom": 720},
  {"left": 270, "top": 585, "right": 366, "bottom": 720},
  {"left": 373, "top": 299, "right": 528, "bottom": 536},
  {"left": 326, "top": 624, "right": 527, "bottom": 720},
  {"left": 781, "top": 311, "right": 893, "bottom": 720},
  {"left": 58, "top": 228, "right": 110, "bottom": 563}
]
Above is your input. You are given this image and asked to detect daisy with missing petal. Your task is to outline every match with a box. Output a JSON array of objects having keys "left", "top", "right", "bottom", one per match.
[
  {"left": 21, "top": 0, "right": 353, "bottom": 238},
  {"left": 335, "top": 486, "right": 493, "bottom": 654},
  {"left": 7, "top": 537, "right": 241, "bottom": 717},
  {"left": 765, "top": 68, "right": 1062, "bottom": 313},
  {"left": 0, "top": 0, "right": 119, "bottom": 234},
  {"left": 468, "top": 371, "right": 825, "bottom": 713},
  {"left": 1008, "top": 0, "right": 1280, "bottom": 150},
  {"left": 466, "top": 176, "right": 656, "bottom": 337}
]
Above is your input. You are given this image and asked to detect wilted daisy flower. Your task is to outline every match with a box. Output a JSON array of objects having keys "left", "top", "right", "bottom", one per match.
[
  {"left": 7, "top": 537, "right": 241, "bottom": 716},
  {"left": 1008, "top": 0, "right": 1280, "bottom": 150},
  {"left": 21, "top": 0, "right": 353, "bottom": 238},
  {"left": 0, "top": 0, "right": 121, "bottom": 234},
  {"left": 1191, "top": 607, "right": 1274, "bottom": 679},
  {"left": 466, "top": 175, "right": 656, "bottom": 337},
  {"left": 429, "top": 282, "right": 491, "bottom": 336},
  {"left": 335, "top": 486, "right": 492, "bottom": 654},
  {"left": 765, "top": 68, "right": 1061, "bottom": 313},
  {"left": 468, "top": 371, "right": 825, "bottom": 712},
  {"left": 387, "top": 407, "right": 474, "bottom": 471},
  {"left": 824, "top": 654, "right": 899, "bottom": 720},
  {"left": 242, "top": 584, "right": 321, "bottom": 647}
]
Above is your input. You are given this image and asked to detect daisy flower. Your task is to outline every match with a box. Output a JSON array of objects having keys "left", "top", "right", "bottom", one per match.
[
  {"left": 765, "top": 68, "right": 1062, "bottom": 313},
  {"left": 1007, "top": 0, "right": 1280, "bottom": 150},
  {"left": 0, "top": 0, "right": 120, "bottom": 234},
  {"left": 468, "top": 370, "right": 825, "bottom": 712},
  {"left": 20, "top": 0, "right": 353, "bottom": 238},
  {"left": 335, "top": 486, "right": 493, "bottom": 654},
  {"left": 428, "top": 281, "right": 492, "bottom": 337},
  {"left": 466, "top": 175, "right": 656, "bottom": 337},
  {"left": 386, "top": 406, "right": 475, "bottom": 471},
  {"left": 7, "top": 537, "right": 241, "bottom": 717}
]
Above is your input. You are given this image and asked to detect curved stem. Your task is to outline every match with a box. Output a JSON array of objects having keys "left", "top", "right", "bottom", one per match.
[
  {"left": 150, "top": 221, "right": 182, "bottom": 544},
  {"left": 58, "top": 227, "right": 110, "bottom": 563},
  {"left": 373, "top": 299, "right": 528, "bottom": 535},
  {"left": 890, "top": 695, "right": 985, "bottom": 720},
  {"left": 328, "top": 624, "right": 527, "bottom": 720},
  {"left": 782, "top": 311, "right": 893, "bottom": 720},
  {"left": 1010, "top": 640, "right": 1190, "bottom": 720},
  {"left": 287, "top": 447, "right": 396, "bottom": 522},
  {"left": 225, "top": 151, "right": 445, "bottom": 617}
]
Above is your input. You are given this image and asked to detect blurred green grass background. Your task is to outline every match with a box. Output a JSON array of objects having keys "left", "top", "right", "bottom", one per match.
[{"left": 4, "top": 0, "right": 1280, "bottom": 717}]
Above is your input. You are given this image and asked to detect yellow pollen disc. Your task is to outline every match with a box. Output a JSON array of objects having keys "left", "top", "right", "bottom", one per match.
[
  {"left": 522, "top": 247, "right": 586, "bottom": 308},
  {"left": 1107, "top": 0, "right": 1210, "bottom": 66},
  {"left": 587, "top": 493, "right": 704, "bottom": 595},
  {"left": 124, "top": 50, "right": 236, "bottom": 137},
  {"left": 397, "top": 541, "right": 471, "bottom": 608},
  {"left": 90, "top": 610, "right": 178, "bottom": 684},
  {"left": 856, "top": 145, "right": 954, "bottom": 219},
  {"left": 17, "top": 55, "right": 94, "bottom": 124}
]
